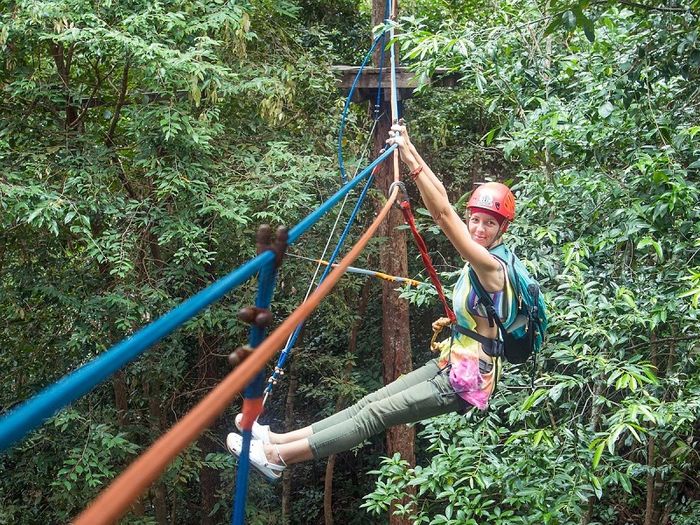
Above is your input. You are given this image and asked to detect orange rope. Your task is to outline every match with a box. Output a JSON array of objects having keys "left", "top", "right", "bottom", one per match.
[{"left": 73, "top": 186, "right": 400, "bottom": 525}]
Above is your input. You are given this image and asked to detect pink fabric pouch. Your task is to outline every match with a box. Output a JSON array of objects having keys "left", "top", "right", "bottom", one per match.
[{"left": 448, "top": 358, "right": 490, "bottom": 410}]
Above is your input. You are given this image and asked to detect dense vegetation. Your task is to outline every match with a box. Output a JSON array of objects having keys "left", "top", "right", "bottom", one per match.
[{"left": 1, "top": 1, "right": 698, "bottom": 524}]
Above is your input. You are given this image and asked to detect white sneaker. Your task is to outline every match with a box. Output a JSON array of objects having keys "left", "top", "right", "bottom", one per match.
[
  {"left": 235, "top": 413, "right": 271, "bottom": 444},
  {"left": 226, "top": 432, "right": 285, "bottom": 481}
]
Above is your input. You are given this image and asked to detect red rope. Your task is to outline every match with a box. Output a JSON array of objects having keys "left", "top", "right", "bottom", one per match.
[
  {"left": 398, "top": 200, "right": 456, "bottom": 324},
  {"left": 239, "top": 397, "right": 263, "bottom": 431}
]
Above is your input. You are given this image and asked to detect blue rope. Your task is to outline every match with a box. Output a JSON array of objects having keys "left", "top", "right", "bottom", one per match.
[
  {"left": 374, "top": 0, "right": 392, "bottom": 116},
  {"left": 373, "top": 33, "right": 386, "bottom": 120},
  {"left": 232, "top": 258, "right": 278, "bottom": 525},
  {"left": 0, "top": 144, "right": 396, "bottom": 453},
  {"left": 265, "top": 171, "right": 376, "bottom": 394},
  {"left": 389, "top": 25, "right": 399, "bottom": 122},
  {"left": 337, "top": 33, "right": 384, "bottom": 183}
]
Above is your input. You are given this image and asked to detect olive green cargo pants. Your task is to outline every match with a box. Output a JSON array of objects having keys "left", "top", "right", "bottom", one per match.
[{"left": 308, "top": 359, "right": 465, "bottom": 458}]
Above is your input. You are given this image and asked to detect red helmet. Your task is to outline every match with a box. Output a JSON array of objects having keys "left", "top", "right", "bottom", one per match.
[{"left": 467, "top": 182, "right": 516, "bottom": 231}]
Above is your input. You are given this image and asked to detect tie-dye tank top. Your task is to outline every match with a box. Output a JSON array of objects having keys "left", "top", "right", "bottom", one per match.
[{"left": 436, "top": 257, "right": 516, "bottom": 409}]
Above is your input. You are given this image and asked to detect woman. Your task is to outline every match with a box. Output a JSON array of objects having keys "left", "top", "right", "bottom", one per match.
[{"left": 226, "top": 124, "right": 517, "bottom": 480}]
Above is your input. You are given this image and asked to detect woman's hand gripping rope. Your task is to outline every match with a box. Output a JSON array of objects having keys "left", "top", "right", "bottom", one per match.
[
  {"left": 386, "top": 122, "right": 424, "bottom": 180},
  {"left": 386, "top": 122, "right": 413, "bottom": 162}
]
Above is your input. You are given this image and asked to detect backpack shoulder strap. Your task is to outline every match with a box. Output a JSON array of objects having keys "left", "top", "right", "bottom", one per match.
[{"left": 467, "top": 267, "right": 509, "bottom": 335}]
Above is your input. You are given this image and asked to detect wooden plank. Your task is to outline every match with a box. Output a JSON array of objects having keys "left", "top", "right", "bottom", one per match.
[{"left": 331, "top": 66, "right": 460, "bottom": 101}]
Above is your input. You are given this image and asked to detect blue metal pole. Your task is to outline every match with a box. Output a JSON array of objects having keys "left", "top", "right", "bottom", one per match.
[
  {"left": 231, "top": 258, "right": 278, "bottom": 525},
  {"left": 0, "top": 145, "right": 396, "bottom": 453}
]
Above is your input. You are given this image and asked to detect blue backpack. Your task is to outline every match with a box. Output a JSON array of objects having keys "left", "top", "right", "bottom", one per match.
[{"left": 458, "top": 244, "right": 548, "bottom": 365}]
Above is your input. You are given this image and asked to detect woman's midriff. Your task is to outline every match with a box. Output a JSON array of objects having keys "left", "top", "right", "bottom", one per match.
[{"left": 474, "top": 316, "right": 498, "bottom": 365}]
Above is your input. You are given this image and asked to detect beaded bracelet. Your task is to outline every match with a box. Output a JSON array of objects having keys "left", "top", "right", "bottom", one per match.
[{"left": 409, "top": 165, "right": 424, "bottom": 180}]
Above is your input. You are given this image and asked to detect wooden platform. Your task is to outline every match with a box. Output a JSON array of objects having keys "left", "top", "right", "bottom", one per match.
[{"left": 331, "top": 66, "right": 460, "bottom": 102}]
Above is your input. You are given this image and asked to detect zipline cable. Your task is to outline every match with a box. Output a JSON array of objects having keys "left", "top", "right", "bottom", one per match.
[
  {"left": 287, "top": 253, "right": 424, "bottom": 287},
  {"left": 388, "top": 1, "right": 399, "bottom": 125},
  {"left": 264, "top": 117, "right": 382, "bottom": 401},
  {"left": 372, "top": 0, "right": 392, "bottom": 119},
  {"left": 73, "top": 183, "right": 403, "bottom": 525},
  {"left": 338, "top": 33, "right": 384, "bottom": 183},
  {"left": 388, "top": 0, "right": 401, "bottom": 185},
  {"left": 0, "top": 145, "right": 396, "bottom": 453}
]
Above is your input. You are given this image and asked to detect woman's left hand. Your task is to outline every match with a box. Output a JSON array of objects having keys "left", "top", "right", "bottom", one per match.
[{"left": 386, "top": 124, "right": 417, "bottom": 166}]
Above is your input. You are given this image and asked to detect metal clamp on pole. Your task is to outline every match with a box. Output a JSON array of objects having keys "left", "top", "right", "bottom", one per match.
[{"left": 256, "top": 224, "right": 289, "bottom": 268}]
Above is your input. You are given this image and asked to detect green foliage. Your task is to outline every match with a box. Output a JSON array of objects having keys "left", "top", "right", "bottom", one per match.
[
  {"left": 2, "top": 0, "right": 699, "bottom": 523},
  {"left": 0, "top": 0, "right": 372, "bottom": 522},
  {"left": 365, "top": 1, "right": 700, "bottom": 524}
]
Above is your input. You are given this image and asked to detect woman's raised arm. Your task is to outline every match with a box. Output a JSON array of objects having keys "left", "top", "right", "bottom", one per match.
[{"left": 387, "top": 125, "right": 502, "bottom": 288}]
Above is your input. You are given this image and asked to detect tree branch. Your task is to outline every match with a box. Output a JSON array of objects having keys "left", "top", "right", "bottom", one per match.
[
  {"left": 106, "top": 59, "right": 130, "bottom": 147},
  {"left": 606, "top": 1, "right": 690, "bottom": 13},
  {"left": 105, "top": 58, "right": 137, "bottom": 200},
  {"left": 50, "top": 42, "right": 78, "bottom": 129},
  {"left": 70, "top": 58, "right": 107, "bottom": 128},
  {"left": 625, "top": 334, "right": 700, "bottom": 352}
]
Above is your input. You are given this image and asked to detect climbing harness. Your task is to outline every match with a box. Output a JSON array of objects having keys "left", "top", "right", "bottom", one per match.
[{"left": 464, "top": 244, "right": 548, "bottom": 388}]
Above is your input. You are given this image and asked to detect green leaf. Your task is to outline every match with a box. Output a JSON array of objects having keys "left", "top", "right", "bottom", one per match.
[
  {"left": 607, "top": 425, "right": 625, "bottom": 454},
  {"left": 521, "top": 388, "right": 547, "bottom": 411},
  {"left": 592, "top": 440, "right": 605, "bottom": 468},
  {"left": 598, "top": 101, "right": 614, "bottom": 118},
  {"left": 483, "top": 126, "right": 499, "bottom": 146},
  {"left": 27, "top": 207, "right": 44, "bottom": 223},
  {"left": 573, "top": 6, "right": 595, "bottom": 42},
  {"left": 581, "top": 17, "right": 595, "bottom": 42},
  {"left": 591, "top": 475, "right": 602, "bottom": 499},
  {"left": 543, "top": 15, "right": 563, "bottom": 37},
  {"left": 533, "top": 429, "right": 544, "bottom": 446},
  {"left": 563, "top": 10, "right": 577, "bottom": 29},
  {"left": 620, "top": 474, "right": 632, "bottom": 494}
]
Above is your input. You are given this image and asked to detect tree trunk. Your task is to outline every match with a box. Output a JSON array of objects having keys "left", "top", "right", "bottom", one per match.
[
  {"left": 282, "top": 344, "right": 300, "bottom": 524},
  {"left": 581, "top": 380, "right": 605, "bottom": 525},
  {"left": 197, "top": 331, "right": 222, "bottom": 525},
  {"left": 142, "top": 378, "right": 168, "bottom": 524},
  {"left": 324, "top": 455, "right": 337, "bottom": 525},
  {"left": 113, "top": 371, "right": 129, "bottom": 427},
  {"left": 153, "top": 482, "right": 168, "bottom": 525},
  {"left": 644, "top": 435, "right": 657, "bottom": 525},
  {"left": 324, "top": 281, "right": 373, "bottom": 524},
  {"left": 645, "top": 332, "right": 666, "bottom": 525},
  {"left": 374, "top": 98, "right": 415, "bottom": 525},
  {"left": 50, "top": 42, "right": 78, "bottom": 130},
  {"left": 371, "top": 3, "right": 414, "bottom": 524}
]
